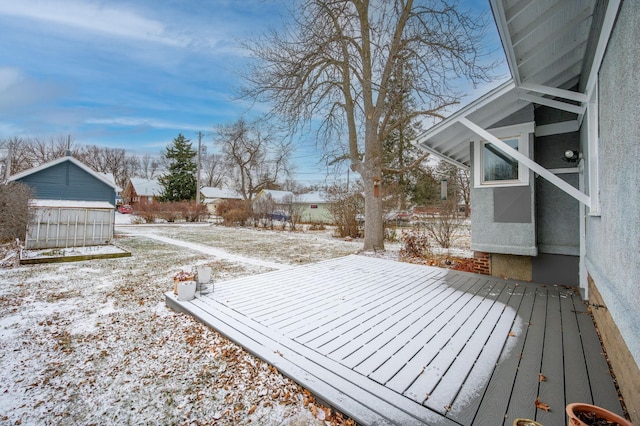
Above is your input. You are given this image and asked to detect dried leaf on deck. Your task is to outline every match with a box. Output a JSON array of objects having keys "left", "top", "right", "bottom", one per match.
[
  {"left": 535, "top": 398, "right": 551, "bottom": 412},
  {"left": 539, "top": 373, "right": 546, "bottom": 382}
]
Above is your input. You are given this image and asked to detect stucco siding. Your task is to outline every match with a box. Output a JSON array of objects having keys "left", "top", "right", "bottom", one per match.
[
  {"left": 587, "top": 0, "right": 640, "bottom": 366},
  {"left": 17, "top": 161, "right": 116, "bottom": 204},
  {"left": 470, "top": 140, "right": 537, "bottom": 256}
]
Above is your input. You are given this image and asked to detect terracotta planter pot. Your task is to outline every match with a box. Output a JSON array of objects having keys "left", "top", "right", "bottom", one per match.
[{"left": 566, "top": 403, "right": 633, "bottom": 426}]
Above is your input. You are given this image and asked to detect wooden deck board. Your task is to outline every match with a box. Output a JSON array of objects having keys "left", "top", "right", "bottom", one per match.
[
  {"left": 502, "top": 288, "right": 548, "bottom": 423},
  {"left": 444, "top": 282, "right": 523, "bottom": 425},
  {"left": 166, "top": 255, "right": 624, "bottom": 426},
  {"left": 576, "top": 306, "right": 625, "bottom": 416},
  {"left": 371, "top": 278, "right": 488, "bottom": 389},
  {"left": 426, "top": 280, "right": 515, "bottom": 415},
  {"left": 562, "top": 292, "right": 593, "bottom": 406},
  {"left": 352, "top": 275, "right": 482, "bottom": 377},
  {"left": 456, "top": 284, "right": 535, "bottom": 426},
  {"left": 536, "top": 289, "right": 566, "bottom": 425}
]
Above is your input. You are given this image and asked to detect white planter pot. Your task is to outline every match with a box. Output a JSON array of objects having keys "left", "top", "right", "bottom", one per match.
[
  {"left": 196, "top": 266, "right": 213, "bottom": 294},
  {"left": 177, "top": 280, "right": 196, "bottom": 301}
]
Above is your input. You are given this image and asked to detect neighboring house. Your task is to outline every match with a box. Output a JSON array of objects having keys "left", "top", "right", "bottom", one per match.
[
  {"left": 200, "top": 187, "right": 243, "bottom": 215},
  {"left": 252, "top": 189, "right": 295, "bottom": 219},
  {"left": 8, "top": 155, "right": 118, "bottom": 249},
  {"left": 417, "top": 1, "right": 639, "bottom": 421},
  {"left": 294, "top": 191, "right": 334, "bottom": 224},
  {"left": 121, "top": 178, "right": 163, "bottom": 205}
]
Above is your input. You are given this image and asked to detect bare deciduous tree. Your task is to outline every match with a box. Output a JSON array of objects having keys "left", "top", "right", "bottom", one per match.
[
  {"left": 75, "top": 145, "right": 135, "bottom": 189},
  {"left": 136, "top": 153, "right": 161, "bottom": 180},
  {"left": 215, "top": 118, "right": 292, "bottom": 201},
  {"left": 26, "top": 135, "right": 76, "bottom": 165},
  {"left": 200, "top": 149, "right": 228, "bottom": 188},
  {"left": 242, "top": 0, "right": 493, "bottom": 250}
]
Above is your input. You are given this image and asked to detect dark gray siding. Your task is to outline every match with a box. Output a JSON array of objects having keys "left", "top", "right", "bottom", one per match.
[
  {"left": 534, "top": 108, "right": 580, "bottom": 256},
  {"left": 15, "top": 161, "right": 116, "bottom": 204},
  {"left": 532, "top": 106, "right": 580, "bottom": 286}
]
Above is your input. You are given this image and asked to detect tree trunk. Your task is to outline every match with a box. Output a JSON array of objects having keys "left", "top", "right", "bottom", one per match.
[
  {"left": 363, "top": 176, "right": 385, "bottom": 251},
  {"left": 362, "top": 121, "right": 385, "bottom": 251}
]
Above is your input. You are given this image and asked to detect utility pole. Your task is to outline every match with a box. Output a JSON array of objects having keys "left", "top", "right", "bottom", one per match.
[{"left": 195, "top": 131, "right": 202, "bottom": 207}]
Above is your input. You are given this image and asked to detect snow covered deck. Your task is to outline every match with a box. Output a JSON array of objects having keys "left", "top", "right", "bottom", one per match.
[{"left": 166, "top": 255, "right": 624, "bottom": 425}]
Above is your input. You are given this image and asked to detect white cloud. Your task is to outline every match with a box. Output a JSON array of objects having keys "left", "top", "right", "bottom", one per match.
[
  {"left": 86, "top": 117, "right": 203, "bottom": 132},
  {"left": 0, "top": 1, "right": 187, "bottom": 47},
  {"left": 0, "top": 67, "right": 65, "bottom": 113},
  {"left": 0, "top": 67, "right": 23, "bottom": 92}
]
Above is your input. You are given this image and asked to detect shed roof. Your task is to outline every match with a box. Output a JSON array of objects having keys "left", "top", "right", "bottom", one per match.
[
  {"left": 9, "top": 156, "right": 118, "bottom": 189},
  {"left": 29, "top": 199, "right": 115, "bottom": 209}
]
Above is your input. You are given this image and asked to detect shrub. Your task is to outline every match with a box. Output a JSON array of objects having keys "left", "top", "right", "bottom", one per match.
[
  {"left": 157, "top": 202, "right": 181, "bottom": 222},
  {"left": 400, "top": 230, "right": 432, "bottom": 259},
  {"left": 325, "top": 184, "right": 363, "bottom": 239},
  {"left": 308, "top": 222, "right": 326, "bottom": 231},
  {"left": 175, "top": 201, "right": 208, "bottom": 222},
  {"left": 0, "top": 182, "right": 33, "bottom": 243},
  {"left": 420, "top": 201, "right": 462, "bottom": 248},
  {"left": 218, "top": 200, "right": 251, "bottom": 226},
  {"left": 133, "top": 202, "right": 161, "bottom": 223},
  {"left": 384, "top": 227, "right": 399, "bottom": 242}
]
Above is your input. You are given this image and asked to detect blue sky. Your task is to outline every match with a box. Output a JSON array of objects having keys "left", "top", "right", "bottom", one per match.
[{"left": 0, "top": 0, "right": 508, "bottom": 185}]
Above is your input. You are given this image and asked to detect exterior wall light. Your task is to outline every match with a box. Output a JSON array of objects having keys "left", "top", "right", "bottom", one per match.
[{"left": 563, "top": 149, "right": 580, "bottom": 163}]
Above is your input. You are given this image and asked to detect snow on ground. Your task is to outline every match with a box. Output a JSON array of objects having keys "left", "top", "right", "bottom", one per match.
[
  {"left": 21, "top": 244, "right": 128, "bottom": 259},
  {"left": 0, "top": 221, "right": 471, "bottom": 425}
]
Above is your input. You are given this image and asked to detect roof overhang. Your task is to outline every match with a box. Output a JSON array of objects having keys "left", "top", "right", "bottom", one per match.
[
  {"left": 416, "top": 0, "right": 621, "bottom": 207},
  {"left": 416, "top": 79, "right": 527, "bottom": 168}
]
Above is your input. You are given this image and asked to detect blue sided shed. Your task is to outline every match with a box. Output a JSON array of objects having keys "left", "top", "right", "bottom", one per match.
[{"left": 9, "top": 155, "right": 118, "bottom": 249}]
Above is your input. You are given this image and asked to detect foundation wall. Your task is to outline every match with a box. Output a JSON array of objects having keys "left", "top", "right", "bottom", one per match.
[{"left": 589, "top": 276, "right": 640, "bottom": 424}]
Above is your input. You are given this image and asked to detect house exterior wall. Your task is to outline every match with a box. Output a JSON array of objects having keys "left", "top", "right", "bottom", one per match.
[
  {"left": 470, "top": 136, "right": 537, "bottom": 257},
  {"left": 16, "top": 161, "right": 116, "bottom": 204},
  {"left": 585, "top": 1, "right": 640, "bottom": 420},
  {"left": 298, "top": 203, "right": 333, "bottom": 224}
]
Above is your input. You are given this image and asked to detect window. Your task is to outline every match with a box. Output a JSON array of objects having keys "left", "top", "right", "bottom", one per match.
[
  {"left": 482, "top": 138, "right": 519, "bottom": 182},
  {"left": 473, "top": 123, "right": 533, "bottom": 188}
]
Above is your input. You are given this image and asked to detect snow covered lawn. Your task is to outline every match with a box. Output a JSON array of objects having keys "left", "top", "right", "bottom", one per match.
[
  {"left": 0, "top": 225, "right": 365, "bottom": 425},
  {"left": 0, "top": 222, "right": 471, "bottom": 425}
]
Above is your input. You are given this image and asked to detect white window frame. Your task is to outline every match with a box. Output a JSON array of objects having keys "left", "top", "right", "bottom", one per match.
[{"left": 473, "top": 122, "right": 534, "bottom": 188}]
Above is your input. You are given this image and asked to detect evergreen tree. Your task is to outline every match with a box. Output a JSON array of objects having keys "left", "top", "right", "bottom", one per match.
[
  {"left": 382, "top": 60, "right": 429, "bottom": 210},
  {"left": 159, "top": 134, "right": 197, "bottom": 202}
]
